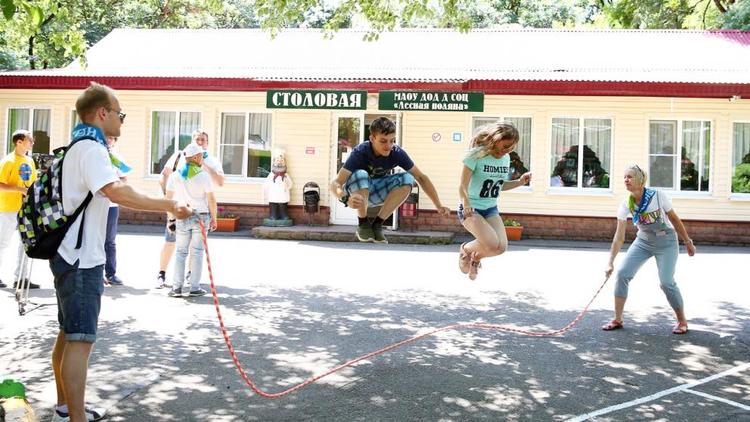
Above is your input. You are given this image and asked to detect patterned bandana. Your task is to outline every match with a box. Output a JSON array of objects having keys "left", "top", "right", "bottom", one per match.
[
  {"left": 179, "top": 162, "right": 203, "bottom": 180},
  {"left": 628, "top": 187, "right": 656, "bottom": 226},
  {"left": 71, "top": 124, "right": 131, "bottom": 173},
  {"left": 109, "top": 152, "right": 132, "bottom": 174},
  {"left": 71, "top": 123, "right": 107, "bottom": 147}
]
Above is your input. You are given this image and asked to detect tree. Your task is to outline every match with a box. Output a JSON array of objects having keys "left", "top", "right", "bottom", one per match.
[
  {"left": 722, "top": 0, "right": 750, "bottom": 29},
  {"left": 590, "top": 0, "right": 749, "bottom": 29},
  {"left": 2, "top": 0, "right": 749, "bottom": 71}
]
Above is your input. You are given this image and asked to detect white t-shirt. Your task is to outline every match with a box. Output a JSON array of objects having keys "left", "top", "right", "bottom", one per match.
[
  {"left": 166, "top": 170, "right": 213, "bottom": 214},
  {"left": 60, "top": 140, "right": 120, "bottom": 268},
  {"left": 164, "top": 152, "right": 223, "bottom": 177},
  {"left": 617, "top": 189, "right": 674, "bottom": 232}
]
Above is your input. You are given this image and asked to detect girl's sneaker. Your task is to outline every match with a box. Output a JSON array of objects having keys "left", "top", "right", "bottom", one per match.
[
  {"left": 468, "top": 253, "right": 481, "bottom": 281},
  {"left": 458, "top": 243, "right": 471, "bottom": 274}
]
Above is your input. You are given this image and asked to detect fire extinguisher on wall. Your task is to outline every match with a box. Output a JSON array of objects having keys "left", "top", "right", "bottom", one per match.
[{"left": 399, "top": 183, "right": 419, "bottom": 218}]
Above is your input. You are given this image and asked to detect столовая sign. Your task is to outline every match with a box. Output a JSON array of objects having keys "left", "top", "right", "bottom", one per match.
[
  {"left": 379, "top": 91, "right": 484, "bottom": 112},
  {"left": 267, "top": 90, "right": 367, "bottom": 110}
]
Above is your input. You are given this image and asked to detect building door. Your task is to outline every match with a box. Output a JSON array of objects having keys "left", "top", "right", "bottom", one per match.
[
  {"left": 330, "top": 114, "right": 363, "bottom": 225},
  {"left": 330, "top": 113, "right": 401, "bottom": 226}
]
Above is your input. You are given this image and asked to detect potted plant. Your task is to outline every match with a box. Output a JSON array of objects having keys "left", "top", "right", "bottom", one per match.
[
  {"left": 503, "top": 218, "right": 523, "bottom": 241},
  {"left": 215, "top": 206, "right": 240, "bottom": 232}
]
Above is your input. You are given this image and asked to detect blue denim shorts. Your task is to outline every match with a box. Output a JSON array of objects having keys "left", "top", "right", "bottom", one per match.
[
  {"left": 50, "top": 253, "right": 105, "bottom": 343},
  {"left": 457, "top": 204, "right": 499, "bottom": 222},
  {"left": 345, "top": 170, "right": 415, "bottom": 207}
]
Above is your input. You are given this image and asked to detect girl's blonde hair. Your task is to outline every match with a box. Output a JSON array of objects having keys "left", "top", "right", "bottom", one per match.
[
  {"left": 625, "top": 164, "right": 648, "bottom": 186},
  {"left": 467, "top": 122, "right": 519, "bottom": 159}
]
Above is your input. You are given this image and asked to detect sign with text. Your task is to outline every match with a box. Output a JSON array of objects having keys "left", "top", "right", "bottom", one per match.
[
  {"left": 378, "top": 91, "right": 484, "bottom": 112},
  {"left": 267, "top": 90, "right": 367, "bottom": 110}
]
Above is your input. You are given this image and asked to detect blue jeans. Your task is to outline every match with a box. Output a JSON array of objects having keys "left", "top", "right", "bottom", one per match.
[
  {"left": 104, "top": 206, "right": 119, "bottom": 278},
  {"left": 614, "top": 230, "right": 684, "bottom": 310},
  {"left": 174, "top": 213, "right": 210, "bottom": 291},
  {"left": 50, "top": 253, "right": 105, "bottom": 343}
]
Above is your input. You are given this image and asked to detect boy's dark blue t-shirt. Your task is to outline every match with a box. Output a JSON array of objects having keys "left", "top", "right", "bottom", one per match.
[{"left": 343, "top": 142, "right": 414, "bottom": 178}]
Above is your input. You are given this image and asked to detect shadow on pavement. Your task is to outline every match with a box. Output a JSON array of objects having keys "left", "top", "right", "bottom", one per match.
[{"left": 3, "top": 282, "right": 748, "bottom": 421}]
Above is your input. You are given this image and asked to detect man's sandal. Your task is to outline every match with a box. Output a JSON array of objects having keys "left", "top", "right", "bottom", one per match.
[
  {"left": 602, "top": 319, "right": 624, "bottom": 331},
  {"left": 672, "top": 322, "right": 688, "bottom": 335}
]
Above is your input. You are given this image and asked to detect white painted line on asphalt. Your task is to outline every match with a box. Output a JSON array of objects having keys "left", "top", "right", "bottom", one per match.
[
  {"left": 683, "top": 388, "right": 750, "bottom": 411},
  {"left": 566, "top": 362, "right": 750, "bottom": 422}
]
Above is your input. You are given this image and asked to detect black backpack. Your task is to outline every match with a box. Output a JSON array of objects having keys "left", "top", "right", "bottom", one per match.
[{"left": 17, "top": 137, "right": 95, "bottom": 259}]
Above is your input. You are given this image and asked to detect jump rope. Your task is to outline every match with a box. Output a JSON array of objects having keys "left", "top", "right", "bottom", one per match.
[{"left": 197, "top": 220, "right": 611, "bottom": 398}]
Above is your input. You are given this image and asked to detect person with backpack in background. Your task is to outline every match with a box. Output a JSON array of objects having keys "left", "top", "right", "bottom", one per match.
[
  {"left": 0, "top": 129, "right": 37, "bottom": 289},
  {"left": 155, "top": 129, "right": 224, "bottom": 289},
  {"left": 48, "top": 82, "right": 191, "bottom": 422}
]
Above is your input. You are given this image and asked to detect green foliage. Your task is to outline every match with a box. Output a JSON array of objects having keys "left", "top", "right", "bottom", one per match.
[
  {"left": 1, "top": 0, "right": 16, "bottom": 19},
  {"left": 466, "top": 0, "right": 580, "bottom": 28},
  {"left": 732, "top": 163, "right": 750, "bottom": 194},
  {"left": 592, "top": 0, "right": 746, "bottom": 29},
  {"left": 723, "top": 0, "right": 750, "bottom": 30},
  {"left": 503, "top": 218, "right": 521, "bottom": 227},
  {"left": 1, "top": 0, "right": 749, "bottom": 71}
]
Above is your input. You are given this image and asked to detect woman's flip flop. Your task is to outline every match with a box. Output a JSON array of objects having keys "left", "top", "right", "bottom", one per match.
[{"left": 602, "top": 319, "right": 624, "bottom": 331}]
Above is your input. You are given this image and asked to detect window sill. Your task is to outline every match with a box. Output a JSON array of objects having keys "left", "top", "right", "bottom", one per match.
[
  {"left": 547, "top": 187, "right": 615, "bottom": 196},
  {"left": 663, "top": 191, "right": 713, "bottom": 200},
  {"left": 223, "top": 176, "right": 266, "bottom": 185},
  {"left": 729, "top": 193, "right": 750, "bottom": 201},
  {"left": 143, "top": 174, "right": 265, "bottom": 185},
  {"left": 504, "top": 186, "right": 532, "bottom": 194}
]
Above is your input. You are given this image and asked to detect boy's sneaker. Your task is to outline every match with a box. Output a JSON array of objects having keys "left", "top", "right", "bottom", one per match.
[
  {"left": 155, "top": 274, "right": 166, "bottom": 289},
  {"left": 105, "top": 275, "right": 124, "bottom": 286},
  {"left": 356, "top": 223, "right": 374, "bottom": 242},
  {"left": 188, "top": 288, "right": 207, "bottom": 297},
  {"left": 371, "top": 222, "right": 388, "bottom": 244},
  {"left": 168, "top": 287, "right": 183, "bottom": 298},
  {"left": 52, "top": 404, "right": 106, "bottom": 421},
  {"left": 0, "top": 279, "right": 6, "bottom": 288}
]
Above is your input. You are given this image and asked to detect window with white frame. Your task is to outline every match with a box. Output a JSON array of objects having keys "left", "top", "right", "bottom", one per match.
[
  {"left": 649, "top": 120, "right": 710, "bottom": 192},
  {"left": 550, "top": 117, "right": 612, "bottom": 189},
  {"left": 70, "top": 110, "right": 81, "bottom": 130},
  {"left": 6, "top": 108, "right": 51, "bottom": 154},
  {"left": 149, "top": 111, "right": 201, "bottom": 174},
  {"left": 220, "top": 112, "right": 272, "bottom": 178},
  {"left": 732, "top": 122, "right": 750, "bottom": 194},
  {"left": 472, "top": 116, "right": 531, "bottom": 182}
]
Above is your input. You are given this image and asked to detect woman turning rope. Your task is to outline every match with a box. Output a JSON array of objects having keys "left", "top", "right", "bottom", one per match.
[{"left": 602, "top": 164, "right": 696, "bottom": 334}]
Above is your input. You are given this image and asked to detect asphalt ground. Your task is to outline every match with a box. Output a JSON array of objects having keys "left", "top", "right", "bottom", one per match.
[{"left": 1, "top": 230, "right": 748, "bottom": 421}]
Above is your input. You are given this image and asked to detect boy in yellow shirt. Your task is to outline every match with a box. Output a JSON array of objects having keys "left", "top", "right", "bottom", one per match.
[{"left": 0, "top": 130, "right": 37, "bottom": 288}]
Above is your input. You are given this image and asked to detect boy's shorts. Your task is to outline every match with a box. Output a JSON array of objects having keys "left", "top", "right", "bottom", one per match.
[
  {"left": 345, "top": 170, "right": 415, "bottom": 207},
  {"left": 50, "top": 253, "right": 105, "bottom": 343}
]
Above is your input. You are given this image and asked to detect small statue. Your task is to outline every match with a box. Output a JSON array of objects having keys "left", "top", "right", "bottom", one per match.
[{"left": 263, "top": 150, "right": 294, "bottom": 226}]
